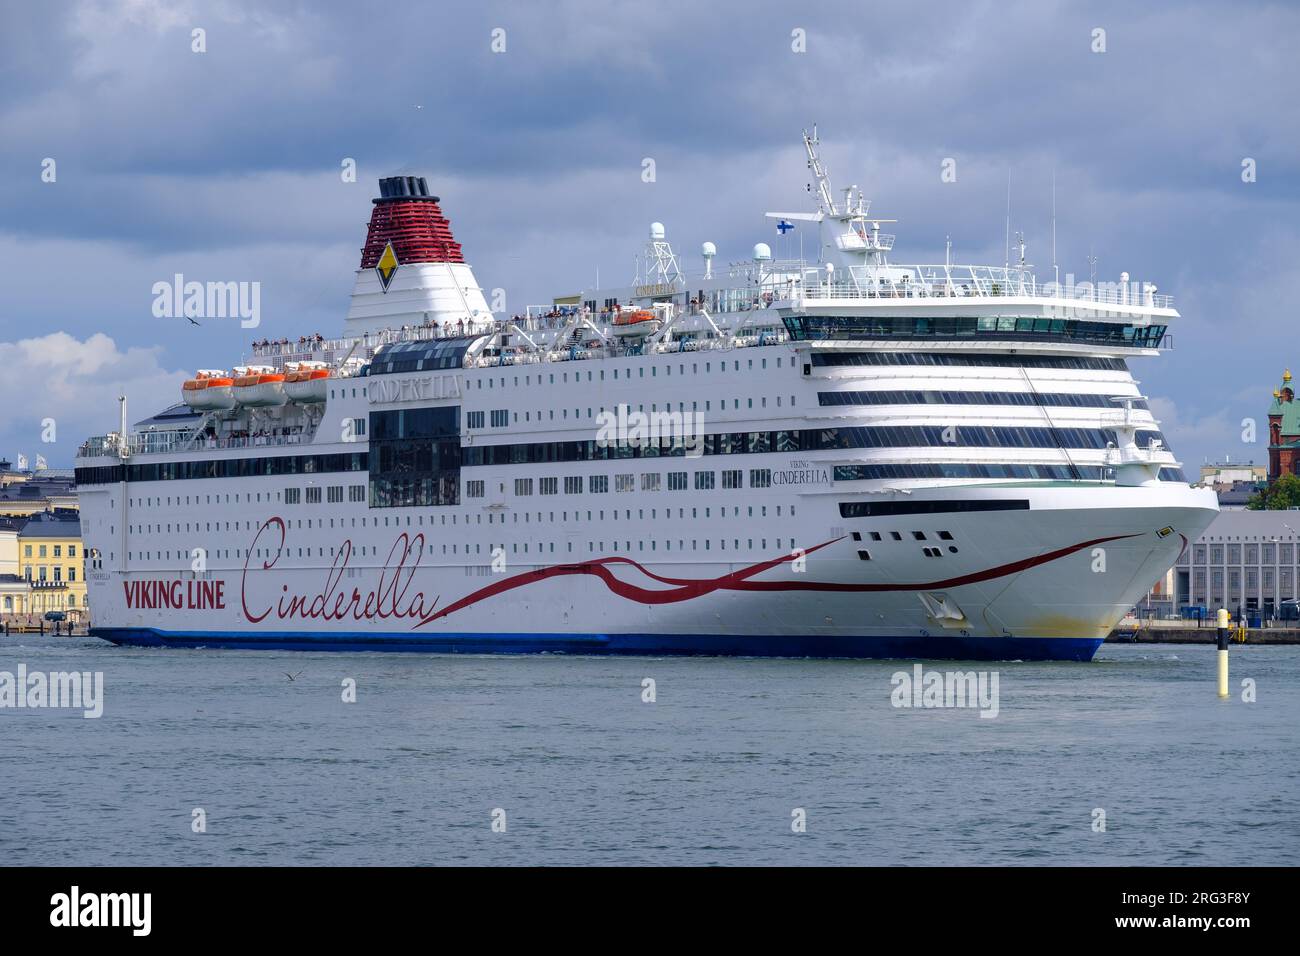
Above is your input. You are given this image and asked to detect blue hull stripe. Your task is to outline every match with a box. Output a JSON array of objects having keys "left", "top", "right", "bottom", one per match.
[{"left": 90, "top": 628, "right": 1104, "bottom": 662}]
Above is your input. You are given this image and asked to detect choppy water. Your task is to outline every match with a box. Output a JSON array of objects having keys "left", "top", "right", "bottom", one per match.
[{"left": 2, "top": 635, "right": 1297, "bottom": 866}]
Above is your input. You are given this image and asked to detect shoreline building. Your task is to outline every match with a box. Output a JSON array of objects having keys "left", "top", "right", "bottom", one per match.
[
  {"left": 1267, "top": 370, "right": 1300, "bottom": 480},
  {"left": 9, "top": 510, "right": 87, "bottom": 619},
  {"left": 0, "top": 467, "right": 78, "bottom": 518},
  {"left": 1, "top": 509, "right": 87, "bottom": 621},
  {"left": 0, "top": 464, "right": 87, "bottom": 621},
  {"left": 1194, "top": 458, "right": 1265, "bottom": 512},
  {"left": 1172, "top": 509, "right": 1300, "bottom": 619},
  {"left": 1162, "top": 380, "right": 1300, "bottom": 617}
]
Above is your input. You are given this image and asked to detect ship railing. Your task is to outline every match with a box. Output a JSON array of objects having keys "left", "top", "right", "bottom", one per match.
[
  {"left": 249, "top": 320, "right": 504, "bottom": 361},
  {"left": 1103, "top": 444, "right": 1178, "bottom": 467},
  {"left": 79, "top": 427, "right": 314, "bottom": 458},
  {"left": 77, "top": 435, "right": 124, "bottom": 458},
  {"left": 799, "top": 264, "right": 1173, "bottom": 309}
]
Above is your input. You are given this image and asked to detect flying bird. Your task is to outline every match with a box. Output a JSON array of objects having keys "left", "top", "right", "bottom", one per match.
[
  {"left": 187, "top": 316, "right": 201, "bottom": 326},
  {"left": 284, "top": 670, "right": 303, "bottom": 682}
]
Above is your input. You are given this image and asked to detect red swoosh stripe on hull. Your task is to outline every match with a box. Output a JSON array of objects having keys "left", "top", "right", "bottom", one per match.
[{"left": 425, "top": 532, "right": 1141, "bottom": 624}]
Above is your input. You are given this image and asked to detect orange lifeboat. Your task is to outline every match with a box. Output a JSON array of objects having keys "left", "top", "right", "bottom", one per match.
[
  {"left": 612, "top": 309, "right": 656, "bottom": 326},
  {"left": 181, "top": 370, "right": 236, "bottom": 410},
  {"left": 231, "top": 365, "right": 287, "bottom": 407},
  {"left": 610, "top": 308, "right": 661, "bottom": 337},
  {"left": 283, "top": 362, "right": 331, "bottom": 404}
]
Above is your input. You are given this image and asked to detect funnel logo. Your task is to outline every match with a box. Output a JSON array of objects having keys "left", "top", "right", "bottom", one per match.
[{"left": 375, "top": 241, "right": 399, "bottom": 292}]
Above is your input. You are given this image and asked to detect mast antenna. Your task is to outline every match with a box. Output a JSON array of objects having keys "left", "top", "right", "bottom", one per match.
[{"left": 803, "top": 125, "right": 837, "bottom": 216}]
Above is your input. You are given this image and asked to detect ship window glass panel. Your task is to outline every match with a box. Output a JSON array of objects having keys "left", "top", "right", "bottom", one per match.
[
  {"left": 641, "top": 473, "right": 661, "bottom": 492},
  {"left": 694, "top": 471, "right": 715, "bottom": 490},
  {"left": 817, "top": 389, "right": 1150, "bottom": 411},
  {"left": 514, "top": 478, "right": 533, "bottom": 496},
  {"left": 369, "top": 407, "right": 461, "bottom": 508},
  {"left": 564, "top": 476, "right": 582, "bottom": 494},
  {"left": 810, "top": 352, "right": 1129, "bottom": 373},
  {"left": 466, "top": 480, "right": 485, "bottom": 498},
  {"left": 668, "top": 471, "right": 688, "bottom": 491},
  {"left": 722, "top": 470, "right": 743, "bottom": 489},
  {"left": 539, "top": 477, "right": 558, "bottom": 496},
  {"left": 615, "top": 474, "right": 635, "bottom": 493},
  {"left": 589, "top": 475, "right": 609, "bottom": 494},
  {"left": 306, "top": 487, "right": 321, "bottom": 504}
]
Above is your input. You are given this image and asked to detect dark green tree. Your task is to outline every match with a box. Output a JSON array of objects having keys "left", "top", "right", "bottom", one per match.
[{"left": 1247, "top": 472, "right": 1300, "bottom": 510}]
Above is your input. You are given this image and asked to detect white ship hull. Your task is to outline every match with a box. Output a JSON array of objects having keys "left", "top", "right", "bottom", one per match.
[{"left": 74, "top": 473, "right": 1214, "bottom": 660}]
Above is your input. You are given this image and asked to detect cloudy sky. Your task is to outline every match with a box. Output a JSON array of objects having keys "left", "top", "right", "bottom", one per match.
[{"left": 2, "top": 0, "right": 1297, "bottom": 470}]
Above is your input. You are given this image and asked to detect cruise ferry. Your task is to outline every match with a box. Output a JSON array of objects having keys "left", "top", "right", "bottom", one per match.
[{"left": 74, "top": 130, "right": 1217, "bottom": 660}]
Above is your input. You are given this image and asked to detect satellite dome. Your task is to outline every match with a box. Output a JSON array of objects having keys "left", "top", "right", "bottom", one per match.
[
  {"left": 701, "top": 241, "right": 717, "bottom": 258},
  {"left": 649, "top": 222, "right": 665, "bottom": 240},
  {"left": 752, "top": 242, "right": 772, "bottom": 261}
]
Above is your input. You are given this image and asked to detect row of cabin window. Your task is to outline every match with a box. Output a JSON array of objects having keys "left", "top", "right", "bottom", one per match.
[
  {"left": 467, "top": 469, "right": 772, "bottom": 498},
  {"left": 855, "top": 529, "right": 959, "bottom": 561},
  {"left": 108, "top": 501, "right": 801, "bottom": 565},
  {"left": 123, "top": 502, "right": 796, "bottom": 537},
  {"left": 125, "top": 536, "right": 806, "bottom": 565},
  {"left": 468, "top": 355, "right": 791, "bottom": 391},
  {"left": 283, "top": 485, "right": 366, "bottom": 504},
  {"left": 466, "top": 396, "right": 798, "bottom": 429},
  {"left": 855, "top": 529, "right": 956, "bottom": 542}
]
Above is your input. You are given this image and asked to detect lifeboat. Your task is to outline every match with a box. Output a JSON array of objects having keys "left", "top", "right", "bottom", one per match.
[
  {"left": 610, "top": 308, "right": 661, "bottom": 337},
  {"left": 181, "top": 370, "right": 236, "bottom": 410},
  {"left": 283, "top": 361, "right": 330, "bottom": 404},
  {"left": 231, "top": 365, "right": 287, "bottom": 406}
]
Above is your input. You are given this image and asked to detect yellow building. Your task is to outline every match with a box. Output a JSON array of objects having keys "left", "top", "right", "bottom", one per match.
[{"left": 11, "top": 510, "right": 87, "bottom": 620}]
